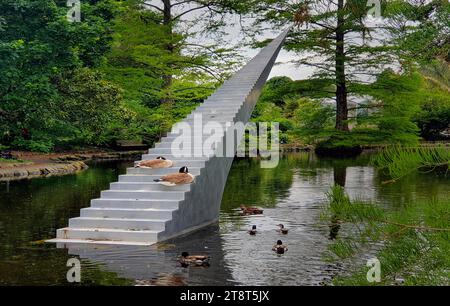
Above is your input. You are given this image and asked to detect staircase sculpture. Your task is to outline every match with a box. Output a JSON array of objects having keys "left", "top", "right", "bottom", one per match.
[{"left": 48, "top": 28, "right": 290, "bottom": 246}]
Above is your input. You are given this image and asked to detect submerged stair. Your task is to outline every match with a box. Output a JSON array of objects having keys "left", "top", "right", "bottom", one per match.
[{"left": 47, "top": 28, "right": 290, "bottom": 246}]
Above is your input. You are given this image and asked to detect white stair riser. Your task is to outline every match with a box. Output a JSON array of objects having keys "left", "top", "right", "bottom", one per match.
[
  {"left": 56, "top": 228, "right": 158, "bottom": 243},
  {"left": 80, "top": 208, "right": 174, "bottom": 219},
  {"left": 139, "top": 155, "right": 208, "bottom": 162},
  {"left": 119, "top": 174, "right": 194, "bottom": 183},
  {"left": 91, "top": 199, "right": 180, "bottom": 210},
  {"left": 125, "top": 167, "right": 201, "bottom": 175},
  {"left": 110, "top": 182, "right": 191, "bottom": 192},
  {"left": 148, "top": 148, "right": 215, "bottom": 156},
  {"left": 126, "top": 168, "right": 199, "bottom": 176},
  {"left": 69, "top": 218, "right": 167, "bottom": 231},
  {"left": 101, "top": 190, "right": 185, "bottom": 200},
  {"left": 155, "top": 142, "right": 219, "bottom": 149}
]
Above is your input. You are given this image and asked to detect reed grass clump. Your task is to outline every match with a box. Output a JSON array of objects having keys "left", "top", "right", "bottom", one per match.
[{"left": 371, "top": 146, "right": 450, "bottom": 182}]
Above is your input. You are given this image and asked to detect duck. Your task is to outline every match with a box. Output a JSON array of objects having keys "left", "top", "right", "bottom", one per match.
[
  {"left": 179, "top": 252, "right": 210, "bottom": 267},
  {"left": 272, "top": 240, "right": 288, "bottom": 254},
  {"left": 240, "top": 205, "right": 263, "bottom": 215},
  {"left": 135, "top": 156, "right": 173, "bottom": 169},
  {"left": 153, "top": 166, "right": 194, "bottom": 186},
  {"left": 248, "top": 225, "right": 257, "bottom": 235},
  {"left": 277, "top": 224, "right": 288, "bottom": 234}
]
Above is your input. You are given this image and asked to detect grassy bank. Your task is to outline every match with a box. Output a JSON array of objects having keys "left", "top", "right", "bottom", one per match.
[{"left": 324, "top": 146, "right": 450, "bottom": 285}]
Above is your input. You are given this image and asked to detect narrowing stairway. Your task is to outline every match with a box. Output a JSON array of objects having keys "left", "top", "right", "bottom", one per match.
[{"left": 47, "top": 28, "right": 290, "bottom": 246}]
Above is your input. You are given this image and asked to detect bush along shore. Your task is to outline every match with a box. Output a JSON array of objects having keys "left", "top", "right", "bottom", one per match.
[{"left": 0, "top": 150, "right": 145, "bottom": 181}]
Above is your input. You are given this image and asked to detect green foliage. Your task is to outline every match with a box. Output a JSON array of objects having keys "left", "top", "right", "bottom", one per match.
[
  {"left": 414, "top": 60, "right": 450, "bottom": 140},
  {"left": 0, "top": 1, "right": 228, "bottom": 151},
  {"left": 325, "top": 185, "right": 450, "bottom": 285},
  {"left": 293, "top": 98, "right": 335, "bottom": 142},
  {"left": 371, "top": 146, "right": 450, "bottom": 182},
  {"left": 387, "top": 0, "right": 450, "bottom": 64},
  {"left": 53, "top": 68, "right": 123, "bottom": 146},
  {"left": 0, "top": 0, "right": 117, "bottom": 151}
]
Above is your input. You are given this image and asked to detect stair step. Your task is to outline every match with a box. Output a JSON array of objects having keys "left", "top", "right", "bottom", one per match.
[
  {"left": 110, "top": 182, "right": 191, "bottom": 191},
  {"left": 119, "top": 174, "right": 198, "bottom": 183},
  {"left": 148, "top": 147, "right": 215, "bottom": 155},
  {"left": 91, "top": 198, "right": 180, "bottom": 210},
  {"left": 55, "top": 227, "right": 159, "bottom": 243},
  {"left": 154, "top": 141, "right": 219, "bottom": 149},
  {"left": 140, "top": 154, "right": 208, "bottom": 161},
  {"left": 80, "top": 207, "right": 175, "bottom": 219},
  {"left": 125, "top": 167, "right": 201, "bottom": 175},
  {"left": 126, "top": 168, "right": 200, "bottom": 176},
  {"left": 100, "top": 190, "right": 186, "bottom": 200},
  {"left": 69, "top": 217, "right": 167, "bottom": 230}
]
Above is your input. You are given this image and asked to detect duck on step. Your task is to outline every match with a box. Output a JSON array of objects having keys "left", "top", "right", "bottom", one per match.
[
  {"left": 153, "top": 166, "right": 194, "bottom": 186},
  {"left": 179, "top": 252, "right": 210, "bottom": 267},
  {"left": 135, "top": 156, "right": 173, "bottom": 169}
]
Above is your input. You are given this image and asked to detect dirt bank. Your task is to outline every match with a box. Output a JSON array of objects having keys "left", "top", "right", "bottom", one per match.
[{"left": 0, "top": 149, "right": 145, "bottom": 182}]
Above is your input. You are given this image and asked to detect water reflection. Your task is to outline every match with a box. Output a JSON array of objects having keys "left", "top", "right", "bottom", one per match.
[{"left": 62, "top": 225, "right": 234, "bottom": 286}]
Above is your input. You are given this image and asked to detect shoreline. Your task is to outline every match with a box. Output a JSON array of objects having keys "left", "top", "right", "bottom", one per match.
[{"left": 0, "top": 150, "right": 145, "bottom": 182}]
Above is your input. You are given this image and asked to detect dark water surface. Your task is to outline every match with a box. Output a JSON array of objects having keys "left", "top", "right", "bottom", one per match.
[{"left": 0, "top": 153, "right": 448, "bottom": 285}]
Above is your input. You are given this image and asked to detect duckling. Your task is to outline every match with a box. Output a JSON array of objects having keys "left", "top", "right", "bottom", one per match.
[
  {"left": 272, "top": 240, "right": 288, "bottom": 254},
  {"left": 240, "top": 205, "right": 263, "bottom": 215},
  {"left": 248, "top": 225, "right": 257, "bottom": 235},
  {"left": 153, "top": 166, "right": 194, "bottom": 186},
  {"left": 135, "top": 156, "right": 173, "bottom": 169},
  {"left": 179, "top": 252, "right": 210, "bottom": 267},
  {"left": 277, "top": 224, "right": 289, "bottom": 234}
]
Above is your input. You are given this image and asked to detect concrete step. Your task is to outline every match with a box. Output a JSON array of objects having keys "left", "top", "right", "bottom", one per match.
[
  {"left": 191, "top": 106, "right": 243, "bottom": 110},
  {"left": 184, "top": 115, "right": 235, "bottom": 122},
  {"left": 119, "top": 173, "right": 197, "bottom": 183},
  {"left": 154, "top": 141, "right": 219, "bottom": 150},
  {"left": 134, "top": 158, "right": 206, "bottom": 167},
  {"left": 126, "top": 167, "right": 201, "bottom": 175},
  {"left": 158, "top": 136, "right": 221, "bottom": 142},
  {"left": 148, "top": 147, "right": 215, "bottom": 156},
  {"left": 80, "top": 207, "right": 175, "bottom": 219},
  {"left": 164, "top": 131, "right": 226, "bottom": 138},
  {"left": 141, "top": 154, "right": 209, "bottom": 161},
  {"left": 110, "top": 182, "right": 191, "bottom": 192},
  {"left": 56, "top": 227, "right": 159, "bottom": 243},
  {"left": 68, "top": 217, "right": 167, "bottom": 231},
  {"left": 91, "top": 198, "right": 181, "bottom": 210},
  {"left": 126, "top": 167, "right": 200, "bottom": 176},
  {"left": 101, "top": 190, "right": 186, "bottom": 200}
]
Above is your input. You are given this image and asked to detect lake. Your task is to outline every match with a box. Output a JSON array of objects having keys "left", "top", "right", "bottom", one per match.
[{"left": 0, "top": 152, "right": 448, "bottom": 285}]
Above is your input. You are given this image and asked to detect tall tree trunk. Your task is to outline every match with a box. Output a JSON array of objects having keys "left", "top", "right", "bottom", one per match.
[
  {"left": 335, "top": 0, "right": 349, "bottom": 132},
  {"left": 161, "top": 0, "right": 174, "bottom": 104}
]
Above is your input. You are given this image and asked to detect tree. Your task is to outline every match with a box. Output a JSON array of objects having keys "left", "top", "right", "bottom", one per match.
[
  {"left": 249, "top": 0, "right": 395, "bottom": 132},
  {"left": 0, "top": 0, "right": 117, "bottom": 151},
  {"left": 385, "top": 0, "right": 450, "bottom": 65},
  {"left": 141, "top": 0, "right": 245, "bottom": 103}
]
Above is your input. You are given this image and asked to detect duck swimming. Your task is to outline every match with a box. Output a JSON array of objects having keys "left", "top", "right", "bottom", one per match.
[
  {"left": 248, "top": 225, "right": 257, "bottom": 235},
  {"left": 154, "top": 166, "right": 194, "bottom": 186},
  {"left": 277, "top": 224, "right": 288, "bottom": 234},
  {"left": 240, "top": 205, "right": 263, "bottom": 215},
  {"left": 135, "top": 156, "right": 173, "bottom": 169},
  {"left": 179, "top": 252, "right": 210, "bottom": 267},
  {"left": 272, "top": 240, "right": 288, "bottom": 254}
]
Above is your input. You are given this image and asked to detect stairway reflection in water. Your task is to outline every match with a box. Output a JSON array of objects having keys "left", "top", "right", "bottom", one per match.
[{"left": 58, "top": 224, "right": 235, "bottom": 286}]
